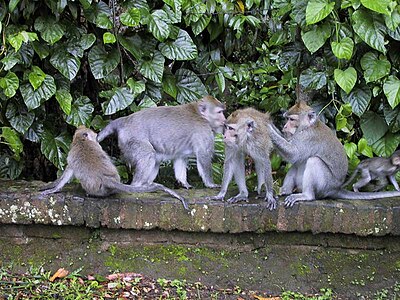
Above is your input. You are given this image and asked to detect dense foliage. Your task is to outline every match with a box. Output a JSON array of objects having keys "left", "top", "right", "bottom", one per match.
[{"left": 0, "top": 0, "right": 399, "bottom": 181}]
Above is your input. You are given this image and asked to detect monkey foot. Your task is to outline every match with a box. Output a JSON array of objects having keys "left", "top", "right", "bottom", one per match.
[
  {"left": 227, "top": 196, "right": 248, "bottom": 204},
  {"left": 265, "top": 198, "right": 277, "bottom": 210}
]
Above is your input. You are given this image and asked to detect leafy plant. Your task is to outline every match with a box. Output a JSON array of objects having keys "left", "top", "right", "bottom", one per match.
[{"left": 0, "top": 0, "right": 399, "bottom": 183}]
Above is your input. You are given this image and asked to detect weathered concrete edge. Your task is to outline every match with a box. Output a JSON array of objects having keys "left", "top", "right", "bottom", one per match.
[{"left": 1, "top": 179, "right": 400, "bottom": 237}]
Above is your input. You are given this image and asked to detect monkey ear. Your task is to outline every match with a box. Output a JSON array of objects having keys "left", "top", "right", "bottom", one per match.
[
  {"left": 246, "top": 119, "right": 256, "bottom": 132},
  {"left": 82, "top": 132, "right": 88, "bottom": 138},
  {"left": 198, "top": 102, "right": 208, "bottom": 116},
  {"left": 308, "top": 110, "right": 317, "bottom": 125}
]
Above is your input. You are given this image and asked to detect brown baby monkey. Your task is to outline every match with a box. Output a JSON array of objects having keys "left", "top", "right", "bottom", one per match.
[{"left": 41, "top": 126, "right": 188, "bottom": 209}]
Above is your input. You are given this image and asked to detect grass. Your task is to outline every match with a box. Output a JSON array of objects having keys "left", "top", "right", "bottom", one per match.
[{"left": 0, "top": 264, "right": 339, "bottom": 300}]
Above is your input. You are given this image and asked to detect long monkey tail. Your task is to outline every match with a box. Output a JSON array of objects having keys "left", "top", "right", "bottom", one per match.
[
  {"left": 97, "top": 119, "right": 120, "bottom": 142},
  {"left": 334, "top": 189, "right": 400, "bottom": 200}
]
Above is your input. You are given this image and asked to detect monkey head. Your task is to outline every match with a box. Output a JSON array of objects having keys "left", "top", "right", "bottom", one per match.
[
  {"left": 223, "top": 117, "right": 256, "bottom": 147},
  {"left": 198, "top": 96, "right": 226, "bottom": 134},
  {"left": 283, "top": 101, "right": 317, "bottom": 136},
  {"left": 73, "top": 125, "right": 97, "bottom": 143},
  {"left": 391, "top": 150, "right": 400, "bottom": 167}
]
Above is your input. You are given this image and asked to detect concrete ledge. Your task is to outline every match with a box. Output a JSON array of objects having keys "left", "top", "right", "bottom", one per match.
[{"left": 1, "top": 179, "right": 400, "bottom": 237}]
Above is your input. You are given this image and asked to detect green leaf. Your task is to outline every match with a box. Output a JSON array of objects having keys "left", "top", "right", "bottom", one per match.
[
  {"left": 358, "top": 138, "right": 373, "bottom": 158},
  {"left": 50, "top": 49, "right": 81, "bottom": 80},
  {"left": 372, "top": 132, "right": 400, "bottom": 157},
  {"left": 84, "top": 2, "right": 112, "bottom": 29},
  {"left": 360, "top": 0, "right": 394, "bottom": 15},
  {"left": 162, "top": 74, "right": 178, "bottom": 99},
  {"left": 9, "top": 0, "right": 21, "bottom": 12},
  {"left": 103, "top": 32, "right": 116, "bottom": 44},
  {"left": 1, "top": 52, "right": 20, "bottom": 71},
  {"left": 20, "top": 75, "right": 56, "bottom": 110},
  {"left": 305, "top": 0, "right": 335, "bottom": 25},
  {"left": 331, "top": 37, "right": 354, "bottom": 60},
  {"left": 175, "top": 68, "right": 208, "bottom": 103},
  {"left": 5, "top": 101, "right": 35, "bottom": 134},
  {"left": 34, "top": 16, "right": 65, "bottom": 45},
  {"left": 352, "top": 9, "right": 387, "bottom": 54},
  {"left": 88, "top": 45, "right": 120, "bottom": 79},
  {"left": 120, "top": 8, "right": 140, "bottom": 27},
  {"left": 66, "top": 96, "right": 94, "bottom": 127},
  {"left": 0, "top": 127, "right": 23, "bottom": 160},
  {"left": 32, "top": 41, "right": 50, "bottom": 59},
  {"left": 101, "top": 87, "right": 135, "bottom": 115},
  {"left": 139, "top": 51, "right": 165, "bottom": 83},
  {"left": 384, "top": 7, "right": 400, "bottom": 31},
  {"left": 334, "top": 67, "right": 357, "bottom": 94},
  {"left": 299, "top": 69, "right": 327, "bottom": 90},
  {"left": 0, "top": 154, "right": 23, "bottom": 179},
  {"left": 360, "top": 111, "right": 388, "bottom": 145},
  {"left": 40, "top": 130, "right": 71, "bottom": 169},
  {"left": 360, "top": 52, "right": 391, "bottom": 83},
  {"left": 0, "top": 72, "right": 19, "bottom": 98},
  {"left": 8, "top": 31, "right": 38, "bottom": 51},
  {"left": 341, "top": 83, "right": 371, "bottom": 116},
  {"left": 148, "top": 10, "right": 170, "bottom": 41},
  {"left": 344, "top": 142, "right": 357, "bottom": 159},
  {"left": 191, "top": 14, "right": 211, "bottom": 36},
  {"left": 55, "top": 89, "right": 72, "bottom": 115},
  {"left": 28, "top": 66, "right": 46, "bottom": 90},
  {"left": 215, "top": 70, "right": 225, "bottom": 93},
  {"left": 126, "top": 79, "right": 146, "bottom": 96},
  {"left": 383, "top": 75, "right": 400, "bottom": 109},
  {"left": 301, "top": 23, "right": 331, "bottom": 54},
  {"left": 80, "top": 33, "right": 96, "bottom": 51},
  {"left": 159, "top": 29, "right": 198, "bottom": 60}
]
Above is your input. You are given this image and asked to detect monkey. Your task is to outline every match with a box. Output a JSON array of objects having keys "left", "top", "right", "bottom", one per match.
[
  {"left": 267, "top": 101, "right": 400, "bottom": 207},
  {"left": 96, "top": 95, "right": 226, "bottom": 190},
  {"left": 40, "top": 126, "right": 188, "bottom": 210},
  {"left": 209, "top": 108, "right": 277, "bottom": 210},
  {"left": 342, "top": 150, "right": 400, "bottom": 192}
]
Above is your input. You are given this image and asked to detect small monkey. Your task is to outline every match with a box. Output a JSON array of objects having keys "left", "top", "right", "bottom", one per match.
[
  {"left": 210, "top": 108, "right": 276, "bottom": 210},
  {"left": 267, "top": 101, "right": 400, "bottom": 207},
  {"left": 342, "top": 150, "right": 400, "bottom": 192},
  {"left": 97, "top": 95, "right": 226, "bottom": 189},
  {"left": 41, "top": 126, "right": 188, "bottom": 210}
]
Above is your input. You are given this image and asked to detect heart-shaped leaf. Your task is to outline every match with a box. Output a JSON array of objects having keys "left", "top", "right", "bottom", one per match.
[{"left": 334, "top": 67, "right": 357, "bottom": 94}]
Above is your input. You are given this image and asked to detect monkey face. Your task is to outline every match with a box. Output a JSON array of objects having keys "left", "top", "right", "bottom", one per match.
[
  {"left": 223, "top": 123, "right": 238, "bottom": 146},
  {"left": 283, "top": 114, "right": 299, "bottom": 136}
]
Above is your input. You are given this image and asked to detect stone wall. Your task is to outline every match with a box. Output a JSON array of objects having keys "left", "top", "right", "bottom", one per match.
[{"left": 1, "top": 179, "right": 400, "bottom": 298}]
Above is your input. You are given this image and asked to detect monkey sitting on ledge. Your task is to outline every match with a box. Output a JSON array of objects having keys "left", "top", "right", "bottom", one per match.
[
  {"left": 267, "top": 101, "right": 400, "bottom": 207},
  {"left": 40, "top": 126, "right": 188, "bottom": 210},
  {"left": 342, "top": 150, "right": 400, "bottom": 192}
]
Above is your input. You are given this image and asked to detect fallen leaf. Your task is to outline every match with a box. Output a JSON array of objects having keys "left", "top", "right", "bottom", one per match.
[
  {"left": 49, "top": 268, "right": 69, "bottom": 282},
  {"left": 253, "top": 296, "right": 280, "bottom": 300}
]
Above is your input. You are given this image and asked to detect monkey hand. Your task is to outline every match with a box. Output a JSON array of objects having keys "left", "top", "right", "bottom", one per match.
[
  {"left": 227, "top": 195, "right": 248, "bottom": 204},
  {"left": 284, "top": 194, "right": 308, "bottom": 208},
  {"left": 265, "top": 193, "right": 277, "bottom": 210}
]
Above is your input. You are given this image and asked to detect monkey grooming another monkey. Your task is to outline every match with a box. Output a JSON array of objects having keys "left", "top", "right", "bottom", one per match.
[
  {"left": 210, "top": 108, "right": 277, "bottom": 210},
  {"left": 97, "top": 95, "right": 226, "bottom": 190},
  {"left": 41, "top": 126, "right": 188, "bottom": 210},
  {"left": 342, "top": 150, "right": 400, "bottom": 192},
  {"left": 267, "top": 101, "right": 400, "bottom": 207}
]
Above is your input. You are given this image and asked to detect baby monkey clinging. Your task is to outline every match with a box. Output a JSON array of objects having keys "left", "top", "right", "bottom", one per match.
[{"left": 342, "top": 150, "right": 400, "bottom": 192}]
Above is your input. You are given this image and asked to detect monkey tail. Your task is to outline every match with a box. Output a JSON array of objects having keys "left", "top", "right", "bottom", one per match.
[
  {"left": 341, "top": 168, "right": 359, "bottom": 189},
  {"left": 334, "top": 189, "right": 400, "bottom": 200},
  {"left": 97, "top": 120, "right": 119, "bottom": 142}
]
